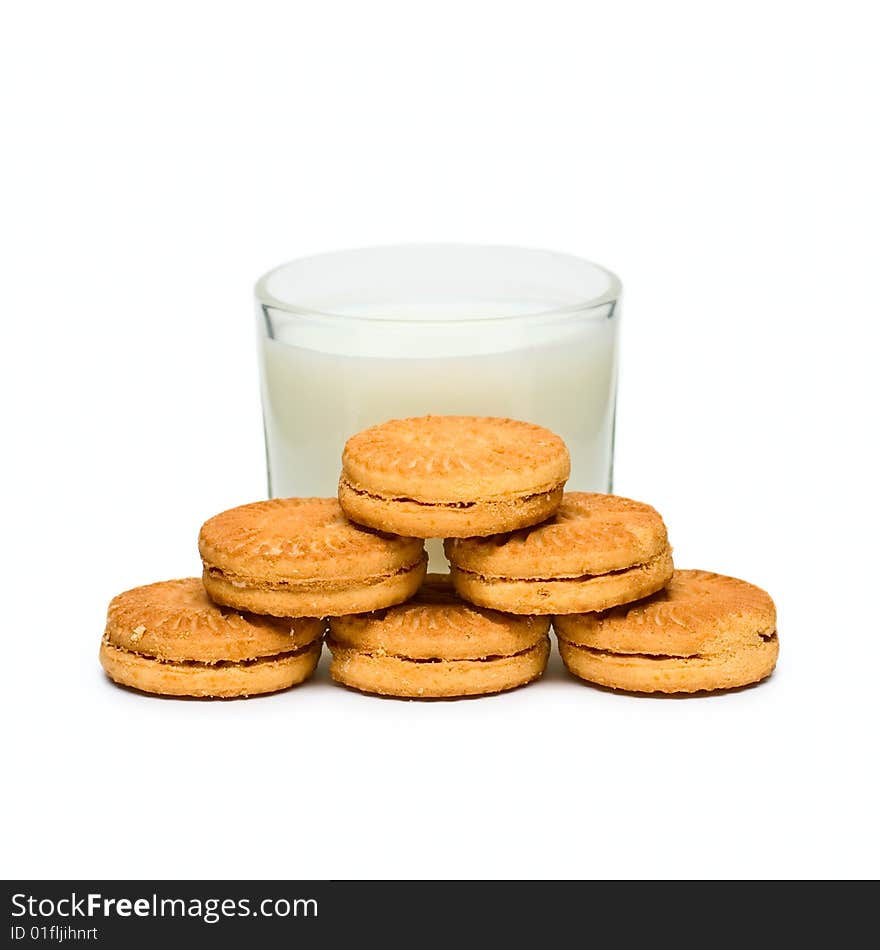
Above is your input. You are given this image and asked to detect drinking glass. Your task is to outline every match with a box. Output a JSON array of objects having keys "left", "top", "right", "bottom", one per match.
[{"left": 255, "top": 245, "right": 621, "bottom": 506}]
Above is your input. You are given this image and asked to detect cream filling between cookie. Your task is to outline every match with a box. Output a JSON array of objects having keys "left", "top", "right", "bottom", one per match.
[
  {"left": 454, "top": 559, "right": 656, "bottom": 584},
  {"left": 341, "top": 478, "right": 562, "bottom": 508},
  {"left": 559, "top": 631, "right": 777, "bottom": 661},
  {"left": 327, "top": 638, "right": 543, "bottom": 663},
  {"left": 102, "top": 637, "right": 319, "bottom": 668},
  {"left": 205, "top": 558, "right": 424, "bottom": 592}
]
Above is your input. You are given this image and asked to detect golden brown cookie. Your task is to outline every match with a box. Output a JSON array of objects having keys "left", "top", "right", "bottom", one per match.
[
  {"left": 339, "top": 415, "right": 570, "bottom": 538},
  {"left": 554, "top": 569, "right": 778, "bottom": 693},
  {"left": 199, "top": 498, "right": 427, "bottom": 617},
  {"left": 99, "top": 578, "right": 324, "bottom": 697},
  {"left": 445, "top": 492, "right": 673, "bottom": 614},
  {"left": 327, "top": 574, "right": 550, "bottom": 698}
]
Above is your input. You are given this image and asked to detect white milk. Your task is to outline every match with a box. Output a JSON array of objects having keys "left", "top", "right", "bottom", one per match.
[{"left": 258, "top": 297, "right": 619, "bottom": 520}]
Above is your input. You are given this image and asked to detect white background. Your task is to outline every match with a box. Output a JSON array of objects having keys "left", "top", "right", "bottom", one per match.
[{"left": 3, "top": 0, "right": 878, "bottom": 880}]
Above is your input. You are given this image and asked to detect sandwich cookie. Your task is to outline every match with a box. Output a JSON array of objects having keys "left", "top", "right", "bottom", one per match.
[
  {"left": 327, "top": 574, "right": 550, "bottom": 698},
  {"left": 554, "top": 569, "right": 779, "bottom": 693},
  {"left": 99, "top": 578, "right": 323, "bottom": 697},
  {"left": 446, "top": 492, "right": 673, "bottom": 614},
  {"left": 199, "top": 498, "right": 426, "bottom": 617},
  {"left": 338, "top": 415, "right": 570, "bottom": 538}
]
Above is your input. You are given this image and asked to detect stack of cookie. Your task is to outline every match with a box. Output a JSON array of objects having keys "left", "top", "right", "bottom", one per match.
[{"left": 100, "top": 415, "right": 778, "bottom": 699}]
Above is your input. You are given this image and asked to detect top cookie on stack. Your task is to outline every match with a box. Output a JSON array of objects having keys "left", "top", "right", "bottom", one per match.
[{"left": 338, "top": 415, "right": 571, "bottom": 538}]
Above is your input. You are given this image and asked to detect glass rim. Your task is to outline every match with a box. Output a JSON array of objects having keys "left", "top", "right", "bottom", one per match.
[{"left": 254, "top": 243, "right": 622, "bottom": 326}]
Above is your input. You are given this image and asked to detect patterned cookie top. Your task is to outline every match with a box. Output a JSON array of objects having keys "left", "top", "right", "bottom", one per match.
[
  {"left": 104, "top": 579, "right": 324, "bottom": 662},
  {"left": 341, "top": 416, "right": 570, "bottom": 502},
  {"left": 554, "top": 570, "right": 777, "bottom": 656},
  {"left": 329, "top": 574, "right": 549, "bottom": 660},
  {"left": 446, "top": 492, "right": 669, "bottom": 578},
  {"left": 198, "top": 498, "right": 425, "bottom": 582}
]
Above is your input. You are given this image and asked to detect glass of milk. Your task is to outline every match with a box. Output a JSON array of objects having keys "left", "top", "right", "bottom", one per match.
[{"left": 255, "top": 245, "right": 621, "bottom": 538}]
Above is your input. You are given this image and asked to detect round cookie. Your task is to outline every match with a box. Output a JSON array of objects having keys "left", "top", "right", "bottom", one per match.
[
  {"left": 99, "top": 578, "right": 324, "bottom": 697},
  {"left": 445, "top": 492, "right": 673, "bottom": 614},
  {"left": 339, "top": 415, "right": 570, "bottom": 538},
  {"left": 199, "top": 498, "right": 427, "bottom": 617},
  {"left": 554, "top": 569, "right": 778, "bottom": 693},
  {"left": 327, "top": 574, "right": 550, "bottom": 698}
]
